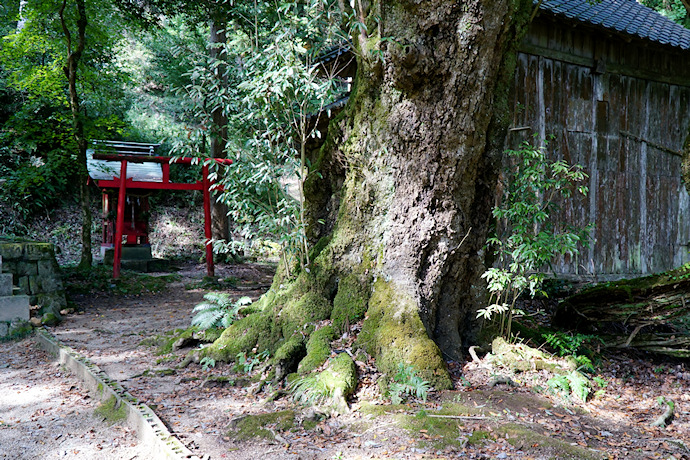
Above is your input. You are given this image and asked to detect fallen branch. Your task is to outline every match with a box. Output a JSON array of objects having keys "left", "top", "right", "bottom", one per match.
[{"left": 428, "top": 414, "right": 490, "bottom": 420}]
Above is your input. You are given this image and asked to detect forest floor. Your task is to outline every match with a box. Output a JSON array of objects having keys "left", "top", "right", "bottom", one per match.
[{"left": 2, "top": 261, "right": 690, "bottom": 459}]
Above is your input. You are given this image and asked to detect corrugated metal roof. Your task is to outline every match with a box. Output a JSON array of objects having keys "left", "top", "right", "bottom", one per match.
[
  {"left": 539, "top": 0, "right": 690, "bottom": 50},
  {"left": 87, "top": 140, "right": 163, "bottom": 183}
]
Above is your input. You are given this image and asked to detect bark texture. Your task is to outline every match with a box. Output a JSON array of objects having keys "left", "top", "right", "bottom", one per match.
[
  {"left": 209, "top": 19, "right": 230, "bottom": 242},
  {"left": 60, "top": 0, "right": 91, "bottom": 270},
  {"left": 207, "top": 0, "right": 533, "bottom": 388}
]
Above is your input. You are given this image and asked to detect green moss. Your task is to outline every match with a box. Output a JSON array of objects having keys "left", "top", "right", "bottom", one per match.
[
  {"left": 434, "top": 402, "right": 487, "bottom": 417},
  {"left": 94, "top": 396, "right": 127, "bottom": 424},
  {"left": 204, "top": 312, "right": 272, "bottom": 362},
  {"left": 274, "top": 334, "right": 306, "bottom": 364},
  {"left": 398, "top": 411, "right": 485, "bottom": 450},
  {"left": 280, "top": 290, "right": 332, "bottom": 338},
  {"left": 226, "top": 410, "right": 295, "bottom": 442},
  {"left": 302, "top": 419, "right": 318, "bottom": 430},
  {"left": 466, "top": 430, "right": 491, "bottom": 446},
  {"left": 309, "top": 236, "right": 332, "bottom": 262},
  {"left": 291, "top": 353, "right": 357, "bottom": 413},
  {"left": 318, "top": 353, "right": 357, "bottom": 397},
  {"left": 357, "top": 278, "right": 452, "bottom": 389},
  {"left": 498, "top": 423, "right": 605, "bottom": 459},
  {"left": 359, "top": 401, "right": 401, "bottom": 417},
  {"left": 298, "top": 325, "right": 337, "bottom": 374},
  {"left": 331, "top": 274, "right": 370, "bottom": 332},
  {"left": 40, "top": 312, "right": 60, "bottom": 326},
  {"left": 6, "top": 320, "right": 32, "bottom": 339}
]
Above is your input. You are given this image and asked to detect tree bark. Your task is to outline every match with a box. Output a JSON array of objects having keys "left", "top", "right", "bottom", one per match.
[
  {"left": 207, "top": 0, "right": 534, "bottom": 388},
  {"left": 60, "top": 0, "right": 91, "bottom": 270},
  {"left": 209, "top": 19, "right": 230, "bottom": 243}
]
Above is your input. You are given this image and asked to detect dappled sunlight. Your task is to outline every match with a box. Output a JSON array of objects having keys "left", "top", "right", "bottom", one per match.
[{"left": 149, "top": 206, "right": 205, "bottom": 259}]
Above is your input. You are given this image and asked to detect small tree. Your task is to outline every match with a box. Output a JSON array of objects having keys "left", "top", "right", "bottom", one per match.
[{"left": 478, "top": 138, "right": 592, "bottom": 338}]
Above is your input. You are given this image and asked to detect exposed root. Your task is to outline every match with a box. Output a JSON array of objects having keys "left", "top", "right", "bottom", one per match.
[
  {"left": 468, "top": 345, "right": 483, "bottom": 363},
  {"left": 651, "top": 397, "right": 675, "bottom": 428},
  {"left": 489, "top": 375, "right": 516, "bottom": 387}
]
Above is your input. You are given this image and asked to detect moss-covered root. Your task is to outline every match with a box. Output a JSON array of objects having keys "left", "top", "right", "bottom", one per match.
[
  {"left": 273, "top": 334, "right": 307, "bottom": 381},
  {"left": 293, "top": 353, "right": 358, "bottom": 415},
  {"left": 357, "top": 279, "right": 452, "bottom": 390},
  {"left": 298, "top": 325, "right": 338, "bottom": 374},
  {"left": 319, "top": 353, "right": 357, "bottom": 414}
]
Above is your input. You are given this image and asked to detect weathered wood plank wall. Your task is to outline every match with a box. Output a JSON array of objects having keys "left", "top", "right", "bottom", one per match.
[{"left": 509, "top": 16, "right": 690, "bottom": 280}]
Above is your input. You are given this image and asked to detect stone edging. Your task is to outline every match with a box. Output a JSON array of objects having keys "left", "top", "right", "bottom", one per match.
[{"left": 34, "top": 328, "right": 201, "bottom": 460}]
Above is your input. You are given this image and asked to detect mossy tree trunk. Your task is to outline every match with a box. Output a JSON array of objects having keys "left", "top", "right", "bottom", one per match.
[
  {"left": 209, "top": 18, "right": 230, "bottom": 242},
  {"left": 207, "top": 0, "right": 534, "bottom": 389},
  {"left": 60, "top": 0, "right": 91, "bottom": 270}
]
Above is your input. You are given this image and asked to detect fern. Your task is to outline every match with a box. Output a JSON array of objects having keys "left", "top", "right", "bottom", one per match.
[
  {"left": 546, "top": 371, "right": 591, "bottom": 401},
  {"left": 547, "top": 374, "right": 570, "bottom": 396},
  {"left": 387, "top": 364, "right": 431, "bottom": 404},
  {"left": 191, "top": 293, "right": 252, "bottom": 330},
  {"left": 542, "top": 331, "right": 601, "bottom": 372},
  {"left": 567, "top": 371, "right": 591, "bottom": 402}
]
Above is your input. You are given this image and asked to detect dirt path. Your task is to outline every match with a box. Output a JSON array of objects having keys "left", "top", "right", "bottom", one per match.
[
  {"left": 0, "top": 337, "right": 147, "bottom": 460},
  {"left": 3, "top": 262, "right": 690, "bottom": 459}
]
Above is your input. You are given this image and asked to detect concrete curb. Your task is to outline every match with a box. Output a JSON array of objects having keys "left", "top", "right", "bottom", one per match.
[{"left": 35, "top": 328, "right": 202, "bottom": 460}]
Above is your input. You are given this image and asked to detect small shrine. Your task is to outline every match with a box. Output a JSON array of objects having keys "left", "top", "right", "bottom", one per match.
[{"left": 87, "top": 140, "right": 232, "bottom": 278}]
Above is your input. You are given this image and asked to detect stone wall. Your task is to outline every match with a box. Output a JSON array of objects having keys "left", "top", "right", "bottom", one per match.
[
  {"left": 0, "top": 255, "right": 30, "bottom": 338},
  {"left": 0, "top": 239, "right": 66, "bottom": 321}
]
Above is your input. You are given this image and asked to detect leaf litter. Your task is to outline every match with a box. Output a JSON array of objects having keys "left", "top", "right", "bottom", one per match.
[{"left": 3, "top": 261, "right": 690, "bottom": 459}]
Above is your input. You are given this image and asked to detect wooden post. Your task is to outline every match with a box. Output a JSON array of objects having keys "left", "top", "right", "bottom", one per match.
[
  {"left": 113, "top": 161, "right": 127, "bottom": 279},
  {"left": 202, "top": 164, "right": 214, "bottom": 277}
]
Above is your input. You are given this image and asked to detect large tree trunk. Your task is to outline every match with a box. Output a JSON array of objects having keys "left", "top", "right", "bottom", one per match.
[
  {"left": 209, "top": 19, "right": 230, "bottom": 242},
  {"left": 206, "top": 0, "right": 534, "bottom": 389},
  {"left": 60, "top": 0, "right": 91, "bottom": 270}
]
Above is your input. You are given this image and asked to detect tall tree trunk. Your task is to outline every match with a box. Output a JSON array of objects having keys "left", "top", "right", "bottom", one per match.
[
  {"left": 60, "top": 0, "right": 91, "bottom": 269},
  {"left": 209, "top": 19, "right": 230, "bottom": 243},
  {"left": 206, "top": 0, "right": 534, "bottom": 388}
]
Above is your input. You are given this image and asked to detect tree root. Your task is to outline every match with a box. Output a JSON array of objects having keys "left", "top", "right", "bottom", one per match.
[
  {"left": 178, "top": 350, "right": 200, "bottom": 368},
  {"left": 468, "top": 345, "right": 483, "bottom": 363},
  {"left": 651, "top": 397, "right": 675, "bottom": 428},
  {"left": 489, "top": 375, "right": 516, "bottom": 387}
]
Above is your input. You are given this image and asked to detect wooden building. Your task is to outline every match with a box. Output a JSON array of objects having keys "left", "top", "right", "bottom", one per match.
[{"left": 510, "top": 0, "right": 690, "bottom": 279}]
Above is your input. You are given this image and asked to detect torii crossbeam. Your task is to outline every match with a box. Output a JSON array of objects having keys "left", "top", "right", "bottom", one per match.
[{"left": 92, "top": 153, "right": 232, "bottom": 279}]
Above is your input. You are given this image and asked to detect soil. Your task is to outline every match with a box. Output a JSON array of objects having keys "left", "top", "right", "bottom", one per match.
[{"left": 2, "top": 262, "right": 690, "bottom": 459}]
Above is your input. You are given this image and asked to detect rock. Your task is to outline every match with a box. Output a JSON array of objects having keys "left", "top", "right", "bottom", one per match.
[
  {"left": 41, "top": 311, "right": 61, "bottom": 326},
  {"left": 30, "top": 317, "right": 42, "bottom": 327}
]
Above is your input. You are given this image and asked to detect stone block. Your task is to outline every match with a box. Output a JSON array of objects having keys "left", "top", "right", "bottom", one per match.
[
  {"left": 1, "top": 259, "right": 17, "bottom": 275},
  {"left": 0, "top": 295, "right": 30, "bottom": 321},
  {"left": 35, "top": 292, "right": 67, "bottom": 312},
  {"left": 29, "top": 276, "right": 39, "bottom": 295},
  {"left": 0, "top": 273, "right": 13, "bottom": 296},
  {"left": 0, "top": 243, "right": 25, "bottom": 260},
  {"left": 17, "top": 276, "right": 30, "bottom": 295},
  {"left": 0, "top": 322, "right": 8, "bottom": 337},
  {"left": 35, "top": 274, "right": 61, "bottom": 293},
  {"left": 37, "top": 259, "right": 59, "bottom": 277},
  {"left": 104, "top": 246, "right": 152, "bottom": 264},
  {"left": 16, "top": 261, "right": 38, "bottom": 277},
  {"left": 147, "top": 259, "right": 170, "bottom": 272},
  {"left": 121, "top": 260, "right": 150, "bottom": 272},
  {"left": 25, "top": 243, "right": 54, "bottom": 261}
]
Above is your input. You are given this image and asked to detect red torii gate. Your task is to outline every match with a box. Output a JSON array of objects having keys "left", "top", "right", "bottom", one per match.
[{"left": 92, "top": 153, "right": 232, "bottom": 279}]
